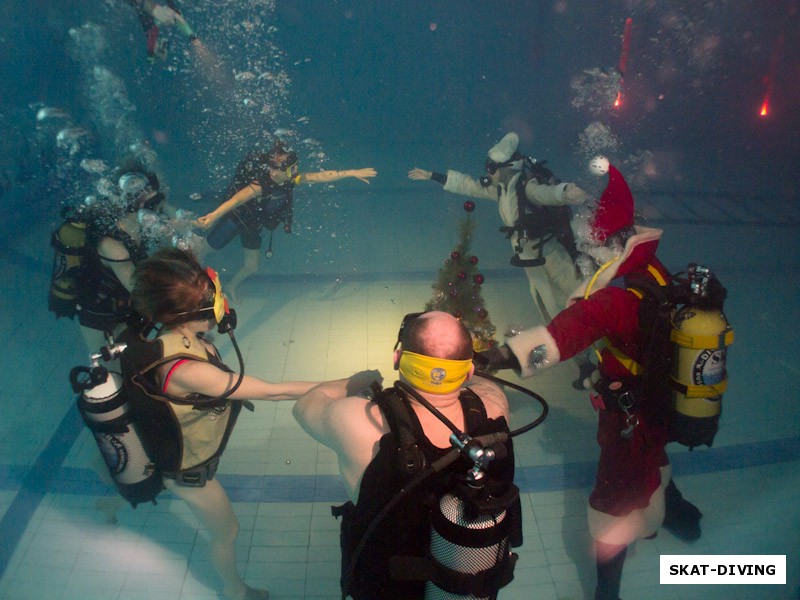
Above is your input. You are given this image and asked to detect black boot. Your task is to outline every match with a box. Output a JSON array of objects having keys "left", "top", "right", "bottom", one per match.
[
  {"left": 662, "top": 478, "right": 702, "bottom": 542},
  {"left": 595, "top": 543, "right": 627, "bottom": 600}
]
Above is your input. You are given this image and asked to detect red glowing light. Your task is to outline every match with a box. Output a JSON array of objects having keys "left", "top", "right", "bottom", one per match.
[
  {"left": 759, "top": 34, "right": 783, "bottom": 120},
  {"left": 614, "top": 18, "right": 633, "bottom": 110}
]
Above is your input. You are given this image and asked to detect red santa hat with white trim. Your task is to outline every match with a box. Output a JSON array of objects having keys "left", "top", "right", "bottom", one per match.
[{"left": 588, "top": 156, "right": 634, "bottom": 244}]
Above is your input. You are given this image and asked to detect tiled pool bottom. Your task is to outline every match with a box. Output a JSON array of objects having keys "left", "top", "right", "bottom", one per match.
[{"left": 0, "top": 273, "right": 798, "bottom": 599}]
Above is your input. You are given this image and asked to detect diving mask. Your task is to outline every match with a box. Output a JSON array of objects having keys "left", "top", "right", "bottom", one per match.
[
  {"left": 203, "top": 267, "right": 228, "bottom": 324},
  {"left": 480, "top": 158, "right": 510, "bottom": 187},
  {"left": 398, "top": 351, "right": 472, "bottom": 395},
  {"left": 394, "top": 312, "right": 472, "bottom": 394},
  {"left": 169, "top": 267, "right": 233, "bottom": 329}
]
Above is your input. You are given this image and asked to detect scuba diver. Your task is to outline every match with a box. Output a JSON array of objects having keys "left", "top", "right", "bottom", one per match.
[
  {"left": 293, "top": 311, "right": 521, "bottom": 600},
  {"left": 117, "top": 248, "right": 320, "bottom": 600},
  {"left": 75, "top": 167, "right": 166, "bottom": 355},
  {"left": 194, "top": 141, "right": 377, "bottom": 301},
  {"left": 49, "top": 164, "right": 166, "bottom": 521},
  {"left": 476, "top": 157, "right": 704, "bottom": 600},
  {"left": 409, "top": 132, "right": 596, "bottom": 390},
  {"left": 126, "top": 0, "right": 199, "bottom": 61}
]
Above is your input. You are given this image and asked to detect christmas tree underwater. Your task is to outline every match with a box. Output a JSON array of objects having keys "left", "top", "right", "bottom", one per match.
[{"left": 424, "top": 201, "right": 497, "bottom": 352}]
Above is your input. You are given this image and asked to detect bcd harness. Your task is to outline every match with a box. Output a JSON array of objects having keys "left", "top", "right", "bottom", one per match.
[
  {"left": 230, "top": 151, "right": 297, "bottom": 234},
  {"left": 71, "top": 313, "right": 250, "bottom": 507},
  {"left": 499, "top": 157, "right": 579, "bottom": 268},
  {"left": 590, "top": 263, "right": 734, "bottom": 449},
  {"left": 49, "top": 211, "right": 148, "bottom": 333},
  {"left": 122, "top": 328, "right": 252, "bottom": 482},
  {"left": 335, "top": 381, "right": 522, "bottom": 600}
]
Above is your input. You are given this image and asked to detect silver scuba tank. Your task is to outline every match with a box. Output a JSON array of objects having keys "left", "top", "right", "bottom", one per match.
[
  {"left": 424, "top": 491, "right": 510, "bottom": 600},
  {"left": 77, "top": 368, "right": 162, "bottom": 507}
]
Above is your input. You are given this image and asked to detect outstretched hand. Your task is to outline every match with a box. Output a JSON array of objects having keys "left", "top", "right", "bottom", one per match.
[
  {"left": 352, "top": 168, "right": 377, "bottom": 184},
  {"left": 152, "top": 4, "right": 179, "bottom": 25},
  {"left": 408, "top": 168, "right": 432, "bottom": 181}
]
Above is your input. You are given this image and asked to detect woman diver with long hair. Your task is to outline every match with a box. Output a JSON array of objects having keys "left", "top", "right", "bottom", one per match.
[{"left": 127, "top": 247, "right": 318, "bottom": 600}]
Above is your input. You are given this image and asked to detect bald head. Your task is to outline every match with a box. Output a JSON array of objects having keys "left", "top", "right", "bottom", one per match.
[{"left": 401, "top": 311, "right": 473, "bottom": 360}]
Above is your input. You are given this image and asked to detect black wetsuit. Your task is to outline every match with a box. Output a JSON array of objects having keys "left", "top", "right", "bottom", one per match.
[{"left": 206, "top": 160, "right": 295, "bottom": 251}]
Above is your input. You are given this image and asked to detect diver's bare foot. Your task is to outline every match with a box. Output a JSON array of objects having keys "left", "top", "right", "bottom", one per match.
[
  {"left": 227, "top": 585, "right": 269, "bottom": 600},
  {"left": 94, "top": 496, "right": 124, "bottom": 525}
]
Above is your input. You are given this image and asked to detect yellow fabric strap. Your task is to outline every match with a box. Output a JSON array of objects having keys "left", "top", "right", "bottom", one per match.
[
  {"left": 398, "top": 351, "right": 472, "bottom": 395},
  {"left": 583, "top": 258, "right": 619, "bottom": 300},
  {"left": 671, "top": 326, "right": 735, "bottom": 350},
  {"left": 674, "top": 390, "right": 723, "bottom": 417},
  {"left": 606, "top": 344, "right": 643, "bottom": 375},
  {"left": 647, "top": 264, "right": 667, "bottom": 286},
  {"left": 673, "top": 377, "right": 728, "bottom": 400},
  {"left": 584, "top": 258, "right": 621, "bottom": 364}
]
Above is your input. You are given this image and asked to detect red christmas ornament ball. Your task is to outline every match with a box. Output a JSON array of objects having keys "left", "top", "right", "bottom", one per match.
[
  {"left": 450, "top": 251, "right": 461, "bottom": 261},
  {"left": 463, "top": 200, "right": 475, "bottom": 213},
  {"left": 473, "top": 273, "right": 484, "bottom": 285},
  {"left": 469, "top": 255, "right": 479, "bottom": 265},
  {"left": 457, "top": 271, "right": 466, "bottom": 280}
]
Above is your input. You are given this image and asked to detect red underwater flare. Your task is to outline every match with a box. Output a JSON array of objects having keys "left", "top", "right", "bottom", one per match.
[
  {"left": 614, "top": 18, "right": 633, "bottom": 110},
  {"left": 618, "top": 18, "right": 633, "bottom": 77},
  {"left": 759, "top": 33, "right": 783, "bottom": 119}
]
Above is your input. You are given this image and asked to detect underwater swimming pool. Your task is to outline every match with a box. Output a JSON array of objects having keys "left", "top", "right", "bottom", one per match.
[{"left": 1, "top": 1, "right": 798, "bottom": 599}]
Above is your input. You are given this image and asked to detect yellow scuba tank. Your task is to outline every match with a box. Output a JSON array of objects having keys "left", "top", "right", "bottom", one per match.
[
  {"left": 49, "top": 219, "right": 88, "bottom": 318},
  {"left": 669, "top": 266, "right": 734, "bottom": 449}
]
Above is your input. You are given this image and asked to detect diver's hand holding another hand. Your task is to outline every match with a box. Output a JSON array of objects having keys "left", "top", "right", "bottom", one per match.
[
  {"left": 563, "top": 183, "right": 588, "bottom": 203},
  {"left": 345, "top": 370, "right": 383, "bottom": 398},
  {"left": 408, "top": 168, "right": 432, "bottom": 181},
  {"left": 194, "top": 213, "right": 218, "bottom": 229},
  {"left": 351, "top": 168, "right": 377, "bottom": 184}
]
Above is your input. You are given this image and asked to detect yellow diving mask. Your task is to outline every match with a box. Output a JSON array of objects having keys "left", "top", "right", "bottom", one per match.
[
  {"left": 398, "top": 350, "right": 472, "bottom": 395},
  {"left": 169, "top": 266, "right": 230, "bottom": 326},
  {"left": 204, "top": 267, "right": 228, "bottom": 323}
]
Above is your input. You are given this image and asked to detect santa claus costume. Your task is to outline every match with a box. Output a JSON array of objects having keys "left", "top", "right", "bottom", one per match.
[{"left": 504, "top": 160, "right": 682, "bottom": 599}]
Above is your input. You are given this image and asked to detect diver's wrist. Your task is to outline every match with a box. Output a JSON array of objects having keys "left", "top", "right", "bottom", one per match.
[{"left": 431, "top": 171, "right": 446, "bottom": 185}]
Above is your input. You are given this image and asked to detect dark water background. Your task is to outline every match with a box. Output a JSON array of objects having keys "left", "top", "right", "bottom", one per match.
[{"left": 1, "top": 0, "right": 798, "bottom": 249}]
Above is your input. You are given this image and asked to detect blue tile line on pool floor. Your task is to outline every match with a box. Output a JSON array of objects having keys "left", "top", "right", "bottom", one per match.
[{"left": 1, "top": 402, "right": 799, "bottom": 579}]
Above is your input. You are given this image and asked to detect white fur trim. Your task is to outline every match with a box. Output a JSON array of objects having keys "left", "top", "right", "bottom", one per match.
[
  {"left": 570, "top": 225, "right": 663, "bottom": 299},
  {"left": 588, "top": 464, "right": 671, "bottom": 545},
  {"left": 506, "top": 325, "right": 561, "bottom": 378},
  {"left": 488, "top": 132, "right": 519, "bottom": 163}
]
